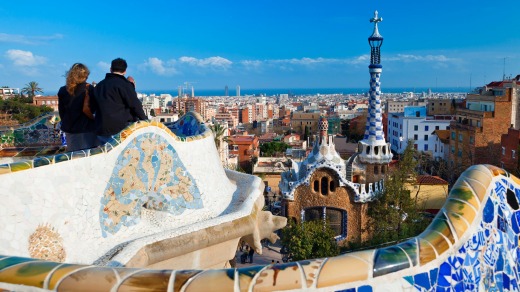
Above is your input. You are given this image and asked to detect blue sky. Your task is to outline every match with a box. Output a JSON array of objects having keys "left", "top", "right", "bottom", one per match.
[{"left": 0, "top": 1, "right": 518, "bottom": 94}]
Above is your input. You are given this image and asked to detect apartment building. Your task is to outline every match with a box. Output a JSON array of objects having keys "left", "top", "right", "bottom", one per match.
[
  {"left": 387, "top": 106, "right": 452, "bottom": 154},
  {"left": 426, "top": 99, "right": 455, "bottom": 116},
  {"left": 500, "top": 128, "right": 520, "bottom": 172},
  {"left": 291, "top": 112, "right": 321, "bottom": 135},
  {"left": 33, "top": 95, "right": 59, "bottom": 111},
  {"left": 173, "top": 97, "right": 207, "bottom": 120},
  {"left": 0, "top": 88, "right": 19, "bottom": 98},
  {"left": 449, "top": 87, "right": 512, "bottom": 170},
  {"left": 228, "top": 135, "right": 259, "bottom": 169}
]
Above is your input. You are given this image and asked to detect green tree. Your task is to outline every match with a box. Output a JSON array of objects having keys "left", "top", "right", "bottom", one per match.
[
  {"left": 209, "top": 123, "right": 229, "bottom": 152},
  {"left": 281, "top": 219, "right": 339, "bottom": 261},
  {"left": 260, "top": 141, "right": 288, "bottom": 157},
  {"left": 21, "top": 81, "right": 43, "bottom": 99},
  {"left": 364, "top": 140, "right": 430, "bottom": 246},
  {"left": 0, "top": 97, "right": 52, "bottom": 123},
  {"left": 150, "top": 108, "right": 156, "bottom": 117}
]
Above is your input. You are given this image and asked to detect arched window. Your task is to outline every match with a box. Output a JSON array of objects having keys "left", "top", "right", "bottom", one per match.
[
  {"left": 313, "top": 180, "right": 319, "bottom": 192},
  {"left": 382, "top": 145, "right": 386, "bottom": 155},
  {"left": 366, "top": 146, "right": 371, "bottom": 155},
  {"left": 321, "top": 177, "right": 329, "bottom": 195},
  {"left": 374, "top": 146, "right": 379, "bottom": 155},
  {"left": 329, "top": 180, "right": 336, "bottom": 192},
  {"left": 374, "top": 165, "right": 379, "bottom": 174}
]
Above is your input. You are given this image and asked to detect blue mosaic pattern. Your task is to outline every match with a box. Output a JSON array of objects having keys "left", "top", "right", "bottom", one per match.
[
  {"left": 363, "top": 71, "right": 384, "bottom": 141},
  {"left": 166, "top": 113, "right": 206, "bottom": 138},
  {"left": 99, "top": 132, "right": 203, "bottom": 237},
  {"left": 404, "top": 175, "right": 520, "bottom": 291}
]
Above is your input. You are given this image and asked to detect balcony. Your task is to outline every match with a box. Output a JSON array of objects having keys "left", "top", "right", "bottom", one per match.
[
  {"left": 456, "top": 108, "right": 493, "bottom": 118},
  {"left": 450, "top": 122, "right": 482, "bottom": 133}
]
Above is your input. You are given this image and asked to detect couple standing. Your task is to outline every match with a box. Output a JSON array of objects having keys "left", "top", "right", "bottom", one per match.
[{"left": 57, "top": 58, "right": 147, "bottom": 151}]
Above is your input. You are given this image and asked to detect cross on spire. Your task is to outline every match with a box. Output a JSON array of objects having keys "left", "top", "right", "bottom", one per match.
[{"left": 370, "top": 10, "right": 382, "bottom": 26}]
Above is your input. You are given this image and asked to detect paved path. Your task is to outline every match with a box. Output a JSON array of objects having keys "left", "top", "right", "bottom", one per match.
[{"left": 234, "top": 242, "right": 284, "bottom": 267}]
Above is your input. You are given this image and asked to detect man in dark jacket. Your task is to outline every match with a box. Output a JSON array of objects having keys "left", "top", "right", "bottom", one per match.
[{"left": 92, "top": 58, "right": 147, "bottom": 142}]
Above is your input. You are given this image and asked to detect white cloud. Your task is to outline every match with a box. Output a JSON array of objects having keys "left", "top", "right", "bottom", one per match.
[
  {"left": 142, "top": 57, "right": 178, "bottom": 75},
  {"left": 5, "top": 49, "right": 46, "bottom": 67},
  {"left": 387, "top": 54, "right": 456, "bottom": 63},
  {"left": 179, "top": 56, "right": 232, "bottom": 69},
  {"left": 0, "top": 33, "right": 63, "bottom": 45},
  {"left": 240, "top": 60, "right": 263, "bottom": 71},
  {"left": 139, "top": 56, "right": 232, "bottom": 75},
  {"left": 348, "top": 55, "right": 370, "bottom": 64},
  {"left": 97, "top": 61, "right": 111, "bottom": 72}
]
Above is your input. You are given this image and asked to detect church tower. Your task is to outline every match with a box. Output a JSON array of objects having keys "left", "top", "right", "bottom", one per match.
[{"left": 356, "top": 11, "right": 392, "bottom": 184}]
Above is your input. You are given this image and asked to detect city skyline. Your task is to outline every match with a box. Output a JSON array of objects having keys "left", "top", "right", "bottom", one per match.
[{"left": 0, "top": 1, "right": 518, "bottom": 94}]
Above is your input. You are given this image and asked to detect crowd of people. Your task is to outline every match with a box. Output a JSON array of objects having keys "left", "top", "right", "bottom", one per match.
[{"left": 57, "top": 58, "right": 147, "bottom": 152}]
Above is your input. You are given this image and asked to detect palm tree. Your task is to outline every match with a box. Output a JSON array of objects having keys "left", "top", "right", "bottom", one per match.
[
  {"left": 21, "top": 81, "right": 43, "bottom": 98},
  {"left": 209, "top": 123, "right": 229, "bottom": 151}
]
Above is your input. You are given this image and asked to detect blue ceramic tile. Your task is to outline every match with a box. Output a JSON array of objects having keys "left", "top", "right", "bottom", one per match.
[
  {"left": 414, "top": 272, "right": 430, "bottom": 290},
  {"left": 483, "top": 199, "right": 494, "bottom": 223},
  {"left": 357, "top": 286, "right": 372, "bottom": 292}
]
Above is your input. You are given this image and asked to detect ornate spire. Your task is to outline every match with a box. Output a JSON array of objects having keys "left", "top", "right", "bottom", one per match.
[
  {"left": 368, "top": 10, "right": 384, "bottom": 66},
  {"left": 357, "top": 10, "right": 392, "bottom": 165},
  {"left": 369, "top": 10, "right": 383, "bottom": 39}
]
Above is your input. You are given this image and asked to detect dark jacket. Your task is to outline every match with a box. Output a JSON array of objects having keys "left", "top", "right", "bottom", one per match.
[
  {"left": 57, "top": 83, "right": 96, "bottom": 134},
  {"left": 91, "top": 73, "right": 147, "bottom": 136}
]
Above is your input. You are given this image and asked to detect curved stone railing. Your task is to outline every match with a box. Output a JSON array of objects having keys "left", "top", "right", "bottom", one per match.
[{"left": 1, "top": 164, "right": 519, "bottom": 291}]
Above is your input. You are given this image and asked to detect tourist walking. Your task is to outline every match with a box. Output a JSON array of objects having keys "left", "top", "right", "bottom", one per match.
[
  {"left": 248, "top": 247, "right": 255, "bottom": 263},
  {"left": 91, "top": 58, "right": 147, "bottom": 143},
  {"left": 57, "top": 63, "right": 98, "bottom": 151}
]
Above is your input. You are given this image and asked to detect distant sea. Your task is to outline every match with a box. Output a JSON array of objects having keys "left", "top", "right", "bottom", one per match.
[{"left": 140, "top": 87, "right": 468, "bottom": 97}]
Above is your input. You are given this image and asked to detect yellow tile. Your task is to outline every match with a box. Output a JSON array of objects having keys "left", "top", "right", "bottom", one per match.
[
  {"left": 173, "top": 270, "right": 201, "bottom": 292},
  {"left": 56, "top": 267, "right": 117, "bottom": 292},
  {"left": 446, "top": 212, "right": 469, "bottom": 239},
  {"left": 253, "top": 263, "right": 304, "bottom": 291},
  {"left": 448, "top": 185, "right": 480, "bottom": 210},
  {"left": 418, "top": 238, "right": 437, "bottom": 266},
  {"left": 443, "top": 198, "right": 477, "bottom": 224},
  {"left": 47, "top": 264, "right": 86, "bottom": 290},
  {"left": 316, "top": 254, "right": 370, "bottom": 288},
  {"left": 117, "top": 270, "right": 172, "bottom": 292},
  {"left": 419, "top": 230, "right": 450, "bottom": 256},
  {"left": 183, "top": 270, "right": 235, "bottom": 292},
  {"left": 424, "top": 215, "right": 455, "bottom": 244}
]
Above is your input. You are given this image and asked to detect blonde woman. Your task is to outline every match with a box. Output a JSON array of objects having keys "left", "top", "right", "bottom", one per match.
[{"left": 57, "top": 63, "right": 98, "bottom": 151}]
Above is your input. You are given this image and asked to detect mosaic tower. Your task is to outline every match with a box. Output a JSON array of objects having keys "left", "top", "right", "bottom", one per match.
[{"left": 357, "top": 11, "right": 392, "bottom": 181}]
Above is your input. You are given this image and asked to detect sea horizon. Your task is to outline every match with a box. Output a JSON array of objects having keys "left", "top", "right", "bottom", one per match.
[{"left": 139, "top": 87, "right": 469, "bottom": 97}]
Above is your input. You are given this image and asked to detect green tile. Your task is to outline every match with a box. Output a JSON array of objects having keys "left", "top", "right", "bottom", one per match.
[
  {"left": 33, "top": 157, "right": 52, "bottom": 168},
  {"left": 53, "top": 154, "right": 70, "bottom": 164},
  {"left": 9, "top": 161, "right": 32, "bottom": 172},
  {"left": 0, "top": 257, "right": 36, "bottom": 271}
]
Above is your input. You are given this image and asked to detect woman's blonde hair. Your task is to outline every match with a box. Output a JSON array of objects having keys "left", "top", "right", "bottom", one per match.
[{"left": 66, "top": 63, "right": 90, "bottom": 95}]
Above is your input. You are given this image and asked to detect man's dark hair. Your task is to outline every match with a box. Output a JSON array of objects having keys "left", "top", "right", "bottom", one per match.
[{"left": 111, "top": 58, "right": 127, "bottom": 73}]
